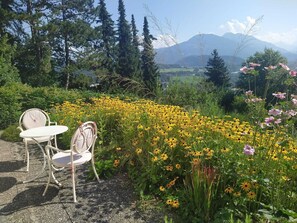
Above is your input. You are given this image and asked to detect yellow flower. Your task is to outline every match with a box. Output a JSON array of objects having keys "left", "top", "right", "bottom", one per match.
[
  {"left": 153, "top": 148, "right": 160, "bottom": 154},
  {"left": 240, "top": 181, "right": 251, "bottom": 192},
  {"left": 159, "top": 186, "right": 165, "bottom": 192},
  {"left": 166, "top": 165, "right": 173, "bottom": 171},
  {"left": 151, "top": 156, "right": 158, "bottom": 162},
  {"left": 116, "top": 147, "right": 122, "bottom": 151},
  {"left": 172, "top": 200, "right": 179, "bottom": 208},
  {"left": 233, "top": 191, "right": 241, "bottom": 197},
  {"left": 161, "top": 153, "right": 168, "bottom": 161},
  {"left": 221, "top": 147, "right": 230, "bottom": 153},
  {"left": 192, "top": 158, "right": 200, "bottom": 165},
  {"left": 224, "top": 187, "right": 234, "bottom": 194},
  {"left": 166, "top": 199, "right": 173, "bottom": 205},
  {"left": 175, "top": 164, "right": 181, "bottom": 169},
  {"left": 136, "top": 148, "right": 142, "bottom": 154},
  {"left": 113, "top": 159, "right": 120, "bottom": 167},
  {"left": 247, "top": 191, "right": 256, "bottom": 200}
]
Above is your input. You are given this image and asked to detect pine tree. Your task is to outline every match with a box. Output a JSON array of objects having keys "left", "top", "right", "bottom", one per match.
[
  {"left": 130, "top": 14, "right": 142, "bottom": 81},
  {"left": 47, "top": 0, "right": 95, "bottom": 89},
  {"left": 205, "top": 49, "right": 230, "bottom": 88},
  {"left": 116, "top": 0, "right": 134, "bottom": 78},
  {"left": 96, "top": 0, "right": 116, "bottom": 73},
  {"left": 141, "top": 16, "right": 159, "bottom": 96}
]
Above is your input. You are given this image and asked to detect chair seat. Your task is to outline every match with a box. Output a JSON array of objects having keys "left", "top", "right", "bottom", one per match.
[
  {"left": 24, "top": 136, "right": 52, "bottom": 144},
  {"left": 52, "top": 151, "right": 92, "bottom": 167}
]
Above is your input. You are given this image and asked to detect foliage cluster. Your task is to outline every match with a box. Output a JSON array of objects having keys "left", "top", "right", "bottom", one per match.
[
  {"left": 0, "top": 0, "right": 159, "bottom": 95},
  {"left": 0, "top": 83, "right": 99, "bottom": 129},
  {"left": 50, "top": 96, "right": 297, "bottom": 222}
]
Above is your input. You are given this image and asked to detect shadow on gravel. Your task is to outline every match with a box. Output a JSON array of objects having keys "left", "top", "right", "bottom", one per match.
[
  {"left": 0, "top": 177, "right": 17, "bottom": 193},
  {"left": 0, "top": 160, "right": 25, "bottom": 172},
  {"left": 0, "top": 185, "right": 59, "bottom": 215}
]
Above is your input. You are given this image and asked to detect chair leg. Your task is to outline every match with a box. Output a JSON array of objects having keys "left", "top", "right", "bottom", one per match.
[
  {"left": 25, "top": 141, "right": 29, "bottom": 172},
  {"left": 43, "top": 155, "right": 53, "bottom": 196},
  {"left": 72, "top": 165, "right": 77, "bottom": 203},
  {"left": 92, "top": 157, "right": 100, "bottom": 182}
]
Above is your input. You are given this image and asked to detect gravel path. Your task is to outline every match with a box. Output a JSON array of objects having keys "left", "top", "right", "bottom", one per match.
[{"left": 0, "top": 139, "right": 174, "bottom": 223}]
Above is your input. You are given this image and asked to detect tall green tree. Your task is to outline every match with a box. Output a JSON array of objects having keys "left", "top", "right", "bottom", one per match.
[
  {"left": 141, "top": 16, "right": 159, "bottom": 96},
  {"left": 47, "top": 0, "right": 95, "bottom": 89},
  {"left": 95, "top": 0, "right": 116, "bottom": 73},
  {"left": 236, "top": 48, "right": 288, "bottom": 100},
  {"left": 14, "top": 0, "right": 53, "bottom": 86},
  {"left": 204, "top": 49, "right": 230, "bottom": 88},
  {"left": 0, "top": 0, "right": 24, "bottom": 40},
  {"left": 131, "top": 14, "right": 142, "bottom": 81},
  {"left": 0, "top": 35, "right": 20, "bottom": 86},
  {"left": 116, "top": 0, "right": 134, "bottom": 78}
]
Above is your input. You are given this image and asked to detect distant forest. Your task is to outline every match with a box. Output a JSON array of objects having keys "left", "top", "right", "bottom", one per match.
[{"left": 0, "top": 0, "right": 159, "bottom": 95}]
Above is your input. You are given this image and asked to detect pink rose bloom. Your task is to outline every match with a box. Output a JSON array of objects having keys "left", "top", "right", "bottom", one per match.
[
  {"left": 240, "top": 66, "right": 249, "bottom": 74},
  {"left": 249, "top": 62, "right": 261, "bottom": 67},
  {"left": 279, "top": 63, "right": 290, "bottom": 71},
  {"left": 243, "top": 144, "right": 255, "bottom": 155},
  {"left": 290, "top": 70, "right": 297, "bottom": 77},
  {"left": 264, "top": 65, "right": 277, "bottom": 70},
  {"left": 272, "top": 92, "right": 286, "bottom": 99}
]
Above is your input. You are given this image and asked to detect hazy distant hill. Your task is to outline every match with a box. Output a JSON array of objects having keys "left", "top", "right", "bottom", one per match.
[{"left": 155, "top": 33, "right": 297, "bottom": 71}]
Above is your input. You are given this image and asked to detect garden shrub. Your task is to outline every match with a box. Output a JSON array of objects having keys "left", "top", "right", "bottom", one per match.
[
  {"left": 0, "top": 83, "right": 22, "bottom": 129},
  {"left": 0, "top": 124, "right": 21, "bottom": 142}
]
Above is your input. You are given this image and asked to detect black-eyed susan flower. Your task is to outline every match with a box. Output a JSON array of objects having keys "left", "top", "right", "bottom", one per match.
[
  {"left": 175, "top": 164, "right": 181, "bottom": 169},
  {"left": 233, "top": 191, "right": 241, "bottom": 197},
  {"left": 224, "top": 187, "right": 234, "bottom": 194},
  {"left": 241, "top": 181, "right": 251, "bottom": 192},
  {"left": 161, "top": 153, "right": 168, "bottom": 161},
  {"left": 172, "top": 200, "right": 179, "bottom": 208},
  {"left": 159, "top": 186, "right": 165, "bottom": 192},
  {"left": 247, "top": 191, "right": 256, "bottom": 200}
]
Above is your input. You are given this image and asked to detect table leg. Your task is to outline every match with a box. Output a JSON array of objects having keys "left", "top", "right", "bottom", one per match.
[{"left": 22, "top": 141, "right": 47, "bottom": 183}]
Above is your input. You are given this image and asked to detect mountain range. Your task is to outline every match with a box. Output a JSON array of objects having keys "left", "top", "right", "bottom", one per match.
[{"left": 155, "top": 33, "right": 297, "bottom": 71}]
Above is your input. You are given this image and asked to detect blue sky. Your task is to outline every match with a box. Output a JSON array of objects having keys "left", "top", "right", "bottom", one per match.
[{"left": 104, "top": 0, "right": 297, "bottom": 51}]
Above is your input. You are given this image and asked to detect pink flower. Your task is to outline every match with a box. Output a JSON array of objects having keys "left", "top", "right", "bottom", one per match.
[
  {"left": 272, "top": 92, "right": 286, "bottom": 99},
  {"left": 292, "top": 98, "right": 297, "bottom": 105},
  {"left": 243, "top": 144, "right": 255, "bottom": 155},
  {"left": 274, "top": 118, "right": 282, "bottom": 125},
  {"left": 249, "top": 62, "right": 261, "bottom": 67},
  {"left": 264, "top": 65, "right": 277, "bottom": 70},
  {"left": 245, "top": 90, "right": 253, "bottom": 96},
  {"left": 290, "top": 70, "right": 297, "bottom": 77},
  {"left": 285, "top": 110, "right": 297, "bottom": 117},
  {"left": 279, "top": 63, "right": 290, "bottom": 71},
  {"left": 240, "top": 66, "right": 249, "bottom": 74},
  {"left": 265, "top": 116, "right": 275, "bottom": 126},
  {"left": 268, "top": 108, "right": 282, "bottom": 116}
]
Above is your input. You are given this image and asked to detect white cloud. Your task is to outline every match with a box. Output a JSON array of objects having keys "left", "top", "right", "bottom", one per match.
[
  {"left": 152, "top": 34, "right": 177, "bottom": 49},
  {"left": 219, "top": 16, "right": 260, "bottom": 35}
]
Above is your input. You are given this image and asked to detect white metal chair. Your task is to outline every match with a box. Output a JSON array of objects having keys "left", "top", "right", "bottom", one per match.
[
  {"left": 43, "top": 121, "right": 100, "bottom": 202},
  {"left": 18, "top": 108, "right": 57, "bottom": 172}
]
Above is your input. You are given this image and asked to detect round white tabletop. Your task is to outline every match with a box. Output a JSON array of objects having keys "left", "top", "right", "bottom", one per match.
[{"left": 20, "top": 125, "right": 68, "bottom": 138}]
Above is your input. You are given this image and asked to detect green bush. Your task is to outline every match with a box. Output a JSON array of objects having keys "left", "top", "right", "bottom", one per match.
[
  {"left": 1, "top": 124, "right": 22, "bottom": 142},
  {"left": 0, "top": 83, "right": 22, "bottom": 129},
  {"left": 0, "top": 82, "right": 101, "bottom": 129}
]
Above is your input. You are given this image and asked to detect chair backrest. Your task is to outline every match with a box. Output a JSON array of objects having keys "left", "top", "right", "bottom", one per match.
[
  {"left": 19, "top": 108, "right": 50, "bottom": 130},
  {"left": 71, "top": 121, "right": 97, "bottom": 154}
]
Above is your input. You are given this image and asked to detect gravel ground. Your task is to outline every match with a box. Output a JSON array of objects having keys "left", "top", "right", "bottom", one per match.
[{"left": 0, "top": 139, "right": 176, "bottom": 223}]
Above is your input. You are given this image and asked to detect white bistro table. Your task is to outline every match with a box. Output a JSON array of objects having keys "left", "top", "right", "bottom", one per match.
[{"left": 19, "top": 125, "right": 68, "bottom": 183}]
